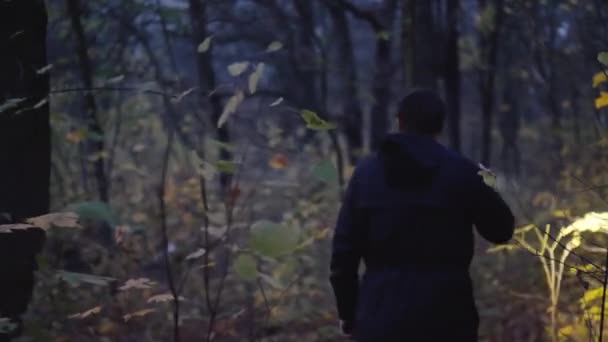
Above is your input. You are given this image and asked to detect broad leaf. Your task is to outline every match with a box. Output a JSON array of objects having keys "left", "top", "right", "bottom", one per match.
[
  {"left": 300, "top": 110, "right": 336, "bottom": 130},
  {"left": 598, "top": 52, "right": 608, "bottom": 67},
  {"left": 249, "top": 220, "right": 299, "bottom": 258},
  {"left": 233, "top": 254, "right": 257, "bottom": 281},
  {"left": 69, "top": 201, "right": 116, "bottom": 225},
  {"left": 228, "top": 62, "right": 249, "bottom": 76}
]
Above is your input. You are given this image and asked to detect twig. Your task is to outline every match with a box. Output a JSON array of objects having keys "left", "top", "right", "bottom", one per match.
[{"left": 159, "top": 130, "right": 179, "bottom": 342}]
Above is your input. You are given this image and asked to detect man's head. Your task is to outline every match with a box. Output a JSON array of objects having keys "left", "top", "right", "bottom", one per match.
[{"left": 397, "top": 88, "right": 446, "bottom": 136}]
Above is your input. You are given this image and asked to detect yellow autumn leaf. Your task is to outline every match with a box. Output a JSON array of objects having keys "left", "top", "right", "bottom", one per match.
[
  {"left": 66, "top": 129, "right": 86, "bottom": 144},
  {"left": 69, "top": 306, "right": 102, "bottom": 319},
  {"left": 593, "top": 72, "right": 607, "bottom": 88},
  {"left": 123, "top": 309, "right": 156, "bottom": 322},
  {"left": 269, "top": 153, "right": 288, "bottom": 169},
  {"left": 119, "top": 278, "right": 157, "bottom": 291},
  {"left": 596, "top": 91, "right": 608, "bottom": 109},
  {"left": 26, "top": 212, "right": 80, "bottom": 230},
  {"left": 147, "top": 293, "right": 185, "bottom": 303}
]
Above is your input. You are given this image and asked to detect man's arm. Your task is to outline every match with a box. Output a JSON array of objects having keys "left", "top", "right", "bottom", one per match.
[
  {"left": 472, "top": 172, "right": 515, "bottom": 244},
  {"left": 330, "top": 170, "right": 364, "bottom": 325}
]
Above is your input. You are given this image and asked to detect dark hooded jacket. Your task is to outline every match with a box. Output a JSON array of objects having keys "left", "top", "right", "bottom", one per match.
[{"left": 330, "top": 133, "right": 514, "bottom": 341}]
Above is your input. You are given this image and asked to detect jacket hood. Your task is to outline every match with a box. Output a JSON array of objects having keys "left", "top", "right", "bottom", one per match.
[{"left": 378, "top": 133, "right": 445, "bottom": 189}]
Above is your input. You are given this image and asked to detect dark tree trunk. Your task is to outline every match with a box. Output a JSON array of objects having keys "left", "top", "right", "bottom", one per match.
[
  {"left": 66, "top": 0, "right": 109, "bottom": 202},
  {"left": 0, "top": 0, "right": 49, "bottom": 339},
  {"left": 326, "top": 2, "right": 364, "bottom": 162},
  {"left": 478, "top": 0, "right": 504, "bottom": 166},
  {"left": 370, "top": 0, "right": 397, "bottom": 149},
  {"left": 188, "top": 0, "right": 232, "bottom": 191},
  {"left": 409, "top": 0, "right": 437, "bottom": 88},
  {"left": 445, "top": 0, "right": 461, "bottom": 152}
]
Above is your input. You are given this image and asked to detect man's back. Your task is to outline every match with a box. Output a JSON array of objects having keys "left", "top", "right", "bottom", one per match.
[{"left": 330, "top": 133, "right": 514, "bottom": 341}]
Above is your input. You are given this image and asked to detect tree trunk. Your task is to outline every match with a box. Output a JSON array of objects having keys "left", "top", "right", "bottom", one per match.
[
  {"left": 0, "top": 0, "right": 49, "bottom": 339},
  {"left": 445, "top": 0, "right": 461, "bottom": 152},
  {"left": 66, "top": 0, "right": 109, "bottom": 202},
  {"left": 188, "top": 0, "right": 232, "bottom": 191},
  {"left": 478, "top": 0, "right": 504, "bottom": 166},
  {"left": 370, "top": 0, "right": 397, "bottom": 149},
  {"left": 326, "top": 2, "right": 364, "bottom": 162}
]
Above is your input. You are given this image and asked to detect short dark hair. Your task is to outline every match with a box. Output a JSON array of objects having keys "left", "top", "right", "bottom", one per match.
[{"left": 397, "top": 88, "right": 446, "bottom": 135}]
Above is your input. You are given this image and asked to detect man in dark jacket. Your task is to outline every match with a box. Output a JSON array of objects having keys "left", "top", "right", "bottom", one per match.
[{"left": 330, "top": 89, "right": 514, "bottom": 341}]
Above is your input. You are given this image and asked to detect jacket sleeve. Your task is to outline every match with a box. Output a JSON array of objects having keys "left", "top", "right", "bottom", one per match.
[
  {"left": 330, "top": 169, "right": 364, "bottom": 322},
  {"left": 471, "top": 171, "right": 515, "bottom": 244}
]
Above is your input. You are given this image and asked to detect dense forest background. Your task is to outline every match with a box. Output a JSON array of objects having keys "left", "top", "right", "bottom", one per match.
[{"left": 2, "top": 0, "right": 608, "bottom": 341}]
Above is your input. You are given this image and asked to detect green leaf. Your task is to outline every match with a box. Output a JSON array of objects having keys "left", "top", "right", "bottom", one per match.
[
  {"left": 215, "top": 160, "right": 238, "bottom": 174},
  {"left": 477, "top": 164, "right": 496, "bottom": 188},
  {"left": 69, "top": 201, "right": 116, "bottom": 225},
  {"left": 198, "top": 36, "right": 213, "bottom": 53},
  {"left": 300, "top": 109, "right": 336, "bottom": 130},
  {"left": 250, "top": 220, "right": 299, "bottom": 258},
  {"left": 249, "top": 63, "right": 265, "bottom": 94},
  {"left": 228, "top": 62, "right": 249, "bottom": 76},
  {"left": 598, "top": 52, "right": 608, "bottom": 67},
  {"left": 234, "top": 254, "right": 257, "bottom": 281},
  {"left": 266, "top": 41, "right": 283, "bottom": 52},
  {"left": 217, "top": 91, "right": 244, "bottom": 128},
  {"left": 312, "top": 160, "right": 339, "bottom": 186},
  {"left": 57, "top": 271, "right": 116, "bottom": 287}
]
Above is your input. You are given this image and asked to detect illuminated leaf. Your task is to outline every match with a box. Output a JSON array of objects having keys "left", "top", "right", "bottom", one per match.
[
  {"left": 228, "top": 62, "right": 249, "bottom": 76},
  {"left": 119, "top": 278, "right": 157, "bottom": 291},
  {"left": 147, "top": 293, "right": 184, "bottom": 303},
  {"left": 478, "top": 164, "right": 496, "bottom": 188},
  {"left": 269, "top": 97, "right": 283, "bottom": 107},
  {"left": 233, "top": 254, "right": 257, "bottom": 281},
  {"left": 123, "top": 309, "right": 156, "bottom": 322},
  {"left": 186, "top": 248, "right": 206, "bottom": 260},
  {"left": 215, "top": 160, "right": 238, "bottom": 174},
  {"left": 593, "top": 72, "right": 607, "bottom": 88},
  {"left": 218, "top": 91, "right": 244, "bottom": 128},
  {"left": 249, "top": 63, "right": 265, "bottom": 94},
  {"left": 266, "top": 41, "right": 283, "bottom": 52},
  {"left": 250, "top": 220, "right": 299, "bottom": 258},
  {"left": 172, "top": 87, "right": 196, "bottom": 103},
  {"left": 57, "top": 271, "right": 115, "bottom": 287},
  {"left": 36, "top": 64, "right": 53, "bottom": 75},
  {"left": 312, "top": 160, "right": 339, "bottom": 186},
  {"left": 598, "top": 52, "right": 608, "bottom": 66},
  {"left": 300, "top": 109, "right": 336, "bottom": 130},
  {"left": 69, "top": 306, "right": 102, "bottom": 319},
  {"left": 105, "top": 75, "right": 125, "bottom": 84},
  {"left": 596, "top": 91, "right": 608, "bottom": 109},
  {"left": 26, "top": 212, "right": 80, "bottom": 230},
  {"left": 198, "top": 36, "right": 213, "bottom": 53},
  {"left": 0, "top": 98, "right": 26, "bottom": 113}
]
